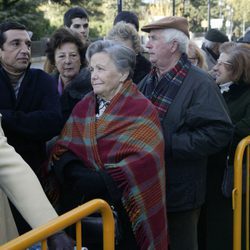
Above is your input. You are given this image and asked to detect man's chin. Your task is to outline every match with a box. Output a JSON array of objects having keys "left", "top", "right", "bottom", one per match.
[{"left": 16, "top": 64, "right": 29, "bottom": 72}]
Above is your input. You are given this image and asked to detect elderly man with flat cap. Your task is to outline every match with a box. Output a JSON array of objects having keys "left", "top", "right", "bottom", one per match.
[{"left": 138, "top": 16, "right": 233, "bottom": 250}]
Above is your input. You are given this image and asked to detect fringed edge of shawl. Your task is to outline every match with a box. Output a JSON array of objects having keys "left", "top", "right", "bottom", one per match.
[{"left": 107, "top": 167, "right": 150, "bottom": 249}]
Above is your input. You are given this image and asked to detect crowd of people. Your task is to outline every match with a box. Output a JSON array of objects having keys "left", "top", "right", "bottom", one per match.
[{"left": 0, "top": 5, "right": 250, "bottom": 250}]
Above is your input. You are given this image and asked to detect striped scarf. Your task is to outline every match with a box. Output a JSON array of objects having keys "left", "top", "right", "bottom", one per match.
[
  {"left": 52, "top": 80, "right": 168, "bottom": 249},
  {"left": 139, "top": 53, "right": 191, "bottom": 120}
]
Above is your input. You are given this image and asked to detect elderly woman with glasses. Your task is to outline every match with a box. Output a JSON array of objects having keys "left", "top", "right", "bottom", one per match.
[
  {"left": 213, "top": 42, "right": 250, "bottom": 157},
  {"left": 50, "top": 40, "right": 168, "bottom": 250},
  {"left": 200, "top": 43, "right": 250, "bottom": 250}
]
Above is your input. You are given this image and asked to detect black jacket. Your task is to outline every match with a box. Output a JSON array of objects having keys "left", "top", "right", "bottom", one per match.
[
  {"left": 52, "top": 68, "right": 92, "bottom": 124},
  {"left": 139, "top": 65, "right": 233, "bottom": 212},
  {"left": 0, "top": 66, "right": 62, "bottom": 173},
  {"left": 133, "top": 53, "right": 151, "bottom": 84}
]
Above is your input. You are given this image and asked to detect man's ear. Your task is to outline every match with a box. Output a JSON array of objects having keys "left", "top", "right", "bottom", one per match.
[{"left": 170, "top": 40, "right": 179, "bottom": 53}]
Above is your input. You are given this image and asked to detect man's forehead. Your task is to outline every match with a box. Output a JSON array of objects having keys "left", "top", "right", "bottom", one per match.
[
  {"left": 149, "top": 30, "right": 164, "bottom": 37},
  {"left": 71, "top": 17, "right": 88, "bottom": 24},
  {"left": 4, "top": 29, "right": 30, "bottom": 41}
]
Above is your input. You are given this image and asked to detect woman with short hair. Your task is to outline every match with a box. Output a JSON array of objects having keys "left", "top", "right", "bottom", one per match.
[
  {"left": 188, "top": 40, "right": 208, "bottom": 71},
  {"left": 107, "top": 21, "right": 151, "bottom": 84},
  {"left": 201, "top": 44, "right": 250, "bottom": 250},
  {"left": 45, "top": 27, "right": 92, "bottom": 123},
  {"left": 50, "top": 40, "right": 168, "bottom": 250}
]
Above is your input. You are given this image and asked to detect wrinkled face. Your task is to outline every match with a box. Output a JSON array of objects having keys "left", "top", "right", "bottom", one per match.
[
  {"left": 69, "top": 17, "right": 89, "bottom": 41},
  {"left": 0, "top": 29, "right": 31, "bottom": 73},
  {"left": 213, "top": 53, "right": 233, "bottom": 84},
  {"left": 55, "top": 42, "right": 81, "bottom": 82},
  {"left": 89, "top": 52, "right": 127, "bottom": 101},
  {"left": 146, "top": 29, "right": 172, "bottom": 67}
]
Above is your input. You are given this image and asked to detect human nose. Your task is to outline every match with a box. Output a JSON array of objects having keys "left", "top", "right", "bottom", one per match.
[
  {"left": 20, "top": 44, "right": 30, "bottom": 54},
  {"left": 213, "top": 64, "right": 218, "bottom": 71},
  {"left": 91, "top": 69, "right": 98, "bottom": 80},
  {"left": 64, "top": 55, "right": 72, "bottom": 63},
  {"left": 79, "top": 26, "right": 85, "bottom": 33},
  {"left": 146, "top": 40, "right": 151, "bottom": 49}
]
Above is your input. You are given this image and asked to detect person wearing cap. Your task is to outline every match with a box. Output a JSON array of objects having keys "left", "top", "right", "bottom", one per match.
[
  {"left": 138, "top": 16, "right": 233, "bottom": 250},
  {"left": 201, "top": 28, "right": 229, "bottom": 70}
]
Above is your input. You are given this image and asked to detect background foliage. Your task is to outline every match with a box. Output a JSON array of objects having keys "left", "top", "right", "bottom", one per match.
[{"left": 0, "top": 0, "right": 249, "bottom": 40}]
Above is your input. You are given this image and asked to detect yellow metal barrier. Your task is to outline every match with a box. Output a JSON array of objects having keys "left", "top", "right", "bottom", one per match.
[
  {"left": 0, "top": 199, "right": 115, "bottom": 250},
  {"left": 232, "top": 136, "right": 250, "bottom": 250}
]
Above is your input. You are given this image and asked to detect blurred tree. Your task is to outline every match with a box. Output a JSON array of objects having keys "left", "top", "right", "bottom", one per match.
[
  {"left": 225, "top": 0, "right": 250, "bottom": 35},
  {"left": 3, "top": 0, "right": 247, "bottom": 40},
  {"left": 0, "top": 0, "right": 52, "bottom": 40}
]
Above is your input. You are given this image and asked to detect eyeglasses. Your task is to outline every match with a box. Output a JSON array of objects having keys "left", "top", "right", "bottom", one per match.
[{"left": 216, "top": 60, "right": 233, "bottom": 67}]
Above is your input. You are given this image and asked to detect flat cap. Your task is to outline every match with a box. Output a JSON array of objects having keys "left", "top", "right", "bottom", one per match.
[
  {"left": 205, "top": 29, "right": 229, "bottom": 43},
  {"left": 141, "top": 16, "right": 189, "bottom": 38}
]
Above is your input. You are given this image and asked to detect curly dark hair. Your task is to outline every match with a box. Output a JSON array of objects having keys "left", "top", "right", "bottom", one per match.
[{"left": 45, "top": 27, "right": 88, "bottom": 67}]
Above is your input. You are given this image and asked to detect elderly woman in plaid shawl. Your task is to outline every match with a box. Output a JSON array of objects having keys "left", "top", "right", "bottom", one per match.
[{"left": 51, "top": 40, "right": 168, "bottom": 250}]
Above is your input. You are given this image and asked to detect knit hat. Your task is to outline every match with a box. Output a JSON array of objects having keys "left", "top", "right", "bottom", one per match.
[
  {"left": 205, "top": 29, "right": 229, "bottom": 43},
  {"left": 141, "top": 16, "right": 189, "bottom": 38},
  {"left": 114, "top": 11, "right": 139, "bottom": 31}
]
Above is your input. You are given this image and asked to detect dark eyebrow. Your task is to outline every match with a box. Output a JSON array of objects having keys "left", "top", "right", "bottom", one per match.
[{"left": 9, "top": 39, "right": 21, "bottom": 43}]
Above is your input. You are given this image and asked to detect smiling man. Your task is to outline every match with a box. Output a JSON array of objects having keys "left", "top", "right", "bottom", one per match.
[{"left": 0, "top": 21, "right": 62, "bottom": 234}]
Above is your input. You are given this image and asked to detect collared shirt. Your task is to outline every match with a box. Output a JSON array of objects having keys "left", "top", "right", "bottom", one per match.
[
  {"left": 219, "top": 82, "right": 233, "bottom": 94},
  {"left": 96, "top": 97, "right": 110, "bottom": 119}
]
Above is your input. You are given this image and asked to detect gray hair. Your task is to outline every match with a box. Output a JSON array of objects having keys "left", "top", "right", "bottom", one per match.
[
  {"left": 86, "top": 40, "right": 136, "bottom": 79},
  {"left": 161, "top": 28, "right": 189, "bottom": 54},
  {"left": 106, "top": 21, "right": 141, "bottom": 54},
  {"left": 203, "top": 39, "right": 218, "bottom": 50}
]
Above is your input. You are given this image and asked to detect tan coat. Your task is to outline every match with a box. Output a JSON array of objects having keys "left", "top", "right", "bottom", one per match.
[{"left": 0, "top": 114, "right": 58, "bottom": 244}]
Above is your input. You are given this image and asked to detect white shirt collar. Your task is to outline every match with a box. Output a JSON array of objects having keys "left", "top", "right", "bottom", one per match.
[{"left": 219, "top": 82, "right": 233, "bottom": 94}]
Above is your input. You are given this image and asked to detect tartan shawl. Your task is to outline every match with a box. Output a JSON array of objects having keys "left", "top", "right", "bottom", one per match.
[
  {"left": 139, "top": 53, "right": 191, "bottom": 120},
  {"left": 52, "top": 80, "right": 168, "bottom": 249}
]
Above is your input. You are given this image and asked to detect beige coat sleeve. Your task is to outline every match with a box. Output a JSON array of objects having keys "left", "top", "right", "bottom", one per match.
[
  {"left": 0, "top": 189, "right": 19, "bottom": 244},
  {"left": 0, "top": 115, "right": 58, "bottom": 229}
]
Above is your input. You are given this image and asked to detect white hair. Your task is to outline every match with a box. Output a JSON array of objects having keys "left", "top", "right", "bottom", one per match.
[
  {"left": 203, "top": 39, "right": 218, "bottom": 49},
  {"left": 161, "top": 28, "right": 189, "bottom": 54}
]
